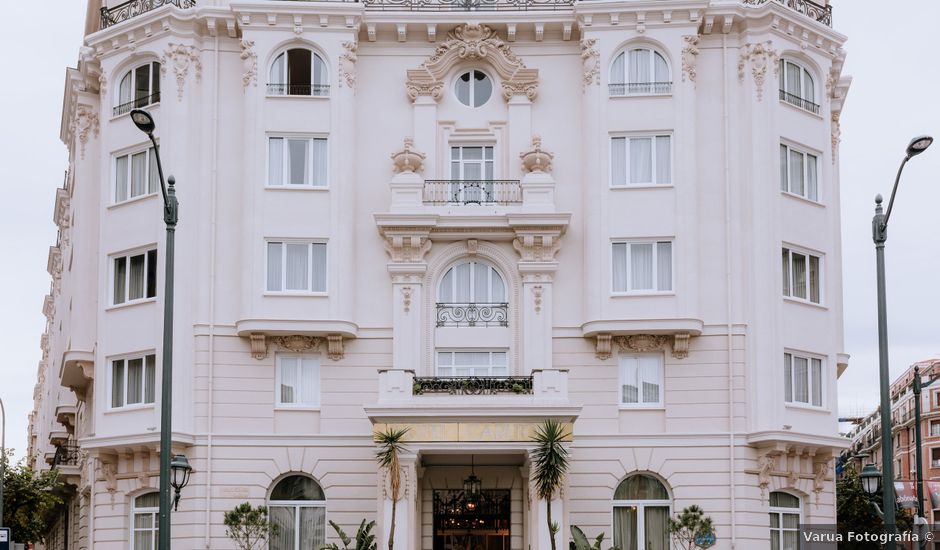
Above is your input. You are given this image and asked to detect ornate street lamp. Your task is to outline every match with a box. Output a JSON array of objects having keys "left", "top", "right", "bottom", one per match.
[
  {"left": 130, "top": 108, "right": 179, "bottom": 550},
  {"left": 860, "top": 463, "right": 881, "bottom": 497},
  {"left": 463, "top": 455, "right": 482, "bottom": 511},
  {"left": 170, "top": 454, "right": 192, "bottom": 511}
]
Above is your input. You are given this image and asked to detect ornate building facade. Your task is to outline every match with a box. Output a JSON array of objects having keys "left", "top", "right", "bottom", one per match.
[{"left": 28, "top": 0, "right": 850, "bottom": 548}]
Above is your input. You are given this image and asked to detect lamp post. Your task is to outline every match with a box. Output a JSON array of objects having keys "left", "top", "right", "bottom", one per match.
[
  {"left": 130, "top": 108, "right": 179, "bottom": 550},
  {"left": 872, "top": 135, "right": 933, "bottom": 548},
  {"left": 912, "top": 366, "right": 938, "bottom": 521},
  {"left": 1, "top": 396, "right": 6, "bottom": 529}
]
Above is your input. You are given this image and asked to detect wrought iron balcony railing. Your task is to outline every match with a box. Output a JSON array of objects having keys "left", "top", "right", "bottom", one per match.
[
  {"left": 424, "top": 180, "right": 521, "bottom": 205},
  {"left": 778, "top": 89, "right": 820, "bottom": 115},
  {"left": 608, "top": 82, "right": 673, "bottom": 96},
  {"left": 266, "top": 83, "right": 331, "bottom": 96},
  {"left": 53, "top": 443, "right": 80, "bottom": 467},
  {"left": 437, "top": 303, "right": 509, "bottom": 327},
  {"left": 360, "top": 0, "right": 572, "bottom": 10},
  {"left": 100, "top": 0, "right": 196, "bottom": 29},
  {"left": 113, "top": 92, "right": 161, "bottom": 117},
  {"left": 742, "top": 0, "right": 832, "bottom": 27},
  {"left": 413, "top": 376, "right": 533, "bottom": 395}
]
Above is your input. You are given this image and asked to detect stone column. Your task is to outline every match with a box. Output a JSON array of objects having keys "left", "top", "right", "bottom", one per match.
[
  {"left": 524, "top": 451, "right": 566, "bottom": 550},
  {"left": 383, "top": 231, "right": 432, "bottom": 371},
  {"left": 507, "top": 95, "right": 533, "bottom": 179},
  {"left": 512, "top": 230, "right": 562, "bottom": 373},
  {"left": 380, "top": 453, "right": 419, "bottom": 550}
]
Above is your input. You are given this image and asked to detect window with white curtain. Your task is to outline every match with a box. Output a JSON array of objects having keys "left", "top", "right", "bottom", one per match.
[
  {"left": 612, "top": 474, "right": 671, "bottom": 550},
  {"left": 131, "top": 492, "right": 159, "bottom": 550},
  {"left": 111, "top": 353, "right": 157, "bottom": 408},
  {"left": 610, "top": 135, "right": 671, "bottom": 186},
  {"left": 268, "top": 48, "right": 329, "bottom": 96},
  {"left": 436, "top": 351, "right": 508, "bottom": 377},
  {"left": 781, "top": 247, "right": 822, "bottom": 304},
  {"left": 268, "top": 137, "right": 328, "bottom": 187},
  {"left": 115, "top": 61, "right": 160, "bottom": 116},
  {"left": 610, "top": 48, "right": 671, "bottom": 95},
  {"left": 779, "top": 144, "right": 819, "bottom": 201},
  {"left": 114, "top": 147, "right": 159, "bottom": 203},
  {"left": 266, "top": 241, "right": 327, "bottom": 293},
  {"left": 768, "top": 492, "right": 801, "bottom": 550},
  {"left": 268, "top": 475, "right": 327, "bottom": 550},
  {"left": 611, "top": 241, "right": 673, "bottom": 293},
  {"left": 438, "top": 261, "right": 506, "bottom": 303},
  {"left": 619, "top": 354, "right": 664, "bottom": 406},
  {"left": 276, "top": 354, "right": 320, "bottom": 407},
  {"left": 112, "top": 249, "right": 157, "bottom": 305},
  {"left": 784, "top": 352, "right": 823, "bottom": 407},
  {"left": 778, "top": 59, "right": 817, "bottom": 113}
]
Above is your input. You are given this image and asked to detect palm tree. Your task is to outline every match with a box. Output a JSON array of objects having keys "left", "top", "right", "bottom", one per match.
[
  {"left": 374, "top": 427, "right": 409, "bottom": 550},
  {"left": 531, "top": 419, "right": 571, "bottom": 550}
]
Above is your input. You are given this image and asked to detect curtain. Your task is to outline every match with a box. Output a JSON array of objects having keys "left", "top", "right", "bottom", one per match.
[
  {"left": 629, "top": 137, "right": 652, "bottom": 184},
  {"left": 131, "top": 151, "right": 147, "bottom": 198},
  {"left": 288, "top": 139, "right": 309, "bottom": 185},
  {"left": 780, "top": 145, "right": 789, "bottom": 192},
  {"left": 112, "top": 360, "right": 125, "bottom": 407},
  {"left": 811, "top": 358, "right": 823, "bottom": 406},
  {"left": 628, "top": 49, "right": 650, "bottom": 86},
  {"left": 621, "top": 357, "right": 638, "bottom": 404},
  {"left": 645, "top": 506, "right": 670, "bottom": 550},
  {"left": 806, "top": 154, "right": 818, "bottom": 201},
  {"left": 269, "top": 506, "right": 295, "bottom": 550},
  {"left": 655, "top": 136, "right": 670, "bottom": 184},
  {"left": 802, "top": 68, "right": 815, "bottom": 104},
  {"left": 148, "top": 148, "right": 158, "bottom": 194},
  {"left": 612, "top": 243, "right": 628, "bottom": 292},
  {"left": 440, "top": 268, "right": 454, "bottom": 302},
  {"left": 270, "top": 53, "right": 285, "bottom": 86},
  {"left": 135, "top": 64, "right": 151, "bottom": 102},
  {"left": 455, "top": 262, "right": 471, "bottom": 302},
  {"left": 657, "top": 242, "right": 672, "bottom": 291},
  {"left": 286, "top": 243, "right": 309, "bottom": 291},
  {"left": 630, "top": 243, "right": 653, "bottom": 290},
  {"left": 809, "top": 255, "right": 820, "bottom": 303},
  {"left": 313, "top": 54, "right": 327, "bottom": 88},
  {"left": 783, "top": 354, "right": 793, "bottom": 402},
  {"left": 473, "top": 263, "right": 488, "bottom": 302},
  {"left": 311, "top": 243, "right": 326, "bottom": 292},
  {"left": 770, "top": 514, "right": 781, "bottom": 550},
  {"left": 437, "top": 351, "right": 452, "bottom": 376},
  {"left": 491, "top": 352, "right": 508, "bottom": 376},
  {"left": 611, "top": 53, "right": 625, "bottom": 86},
  {"left": 115, "top": 155, "right": 129, "bottom": 202},
  {"left": 300, "top": 506, "right": 326, "bottom": 547},
  {"left": 267, "top": 242, "right": 283, "bottom": 291},
  {"left": 613, "top": 507, "right": 637, "bottom": 550},
  {"left": 119, "top": 72, "right": 133, "bottom": 107},
  {"left": 639, "top": 356, "right": 661, "bottom": 404},
  {"left": 114, "top": 256, "right": 127, "bottom": 304},
  {"left": 781, "top": 249, "right": 791, "bottom": 296},
  {"left": 789, "top": 150, "right": 804, "bottom": 196},
  {"left": 782, "top": 513, "right": 800, "bottom": 550},
  {"left": 611, "top": 137, "right": 627, "bottom": 186},
  {"left": 268, "top": 138, "right": 284, "bottom": 185},
  {"left": 129, "top": 253, "right": 145, "bottom": 300},
  {"left": 133, "top": 513, "right": 154, "bottom": 550},
  {"left": 280, "top": 357, "right": 298, "bottom": 404},
  {"left": 145, "top": 354, "right": 156, "bottom": 403},
  {"left": 785, "top": 61, "right": 801, "bottom": 97},
  {"left": 653, "top": 52, "right": 669, "bottom": 84},
  {"left": 793, "top": 356, "right": 809, "bottom": 403},
  {"left": 301, "top": 358, "right": 318, "bottom": 405},
  {"left": 127, "top": 358, "right": 143, "bottom": 404},
  {"left": 792, "top": 253, "right": 807, "bottom": 299},
  {"left": 312, "top": 139, "right": 328, "bottom": 186},
  {"left": 491, "top": 267, "right": 505, "bottom": 302}
]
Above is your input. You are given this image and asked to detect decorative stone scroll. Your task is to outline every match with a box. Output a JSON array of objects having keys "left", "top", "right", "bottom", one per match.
[
  {"left": 339, "top": 40, "right": 358, "bottom": 90},
  {"left": 250, "top": 332, "right": 267, "bottom": 360},
  {"left": 617, "top": 334, "right": 669, "bottom": 353},
  {"left": 72, "top": 105, "right": 99, "bottom": 160},
  {"left": 405, "top": 23, "right": 539, "bottom": 102},
  {"left": 681, "top": 35, "right": 700, "bottom": 83},
  {"left": 161, "top": 43, "right": 202, "bottom": 100},
  {"left": 594, "top": 333, "right": 691, "bottom": 359},
  {"left": 580, "top": 38, "right": 599, "bottom": 89},
  {"left": 250, "top": 333, "right": 344, "bottom": 360},
  {"left": 272, "top": 335, "right": 321, "bottom": 353},
  {"left": 240, "top": 40, "right": 257, "bottom": 88},
  {"left": 738, "top": 41, "right": 779, "bottom": 101},
  {"left": 384, "top": 234, "right": 433, "bottom": 263}
]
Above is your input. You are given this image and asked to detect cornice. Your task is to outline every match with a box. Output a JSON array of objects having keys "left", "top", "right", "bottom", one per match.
[
  {"left": 747, "top": 430, "right": 851, "bottom": 451},
  {"left": 574, "top": 0, "right": 707, "bottom": 30}
]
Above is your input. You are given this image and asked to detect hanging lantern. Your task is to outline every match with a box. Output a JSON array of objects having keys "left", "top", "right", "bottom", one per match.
[{"left": 463, "top": 455, "right": 482, "bottom": 510}]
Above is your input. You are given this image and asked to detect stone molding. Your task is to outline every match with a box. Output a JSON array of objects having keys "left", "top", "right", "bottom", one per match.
[
  {"left": 738, "top": 41, "right": 779, "bottom": 101},
  {"left": 681, "top": 35, "right": 700, "bottom": 83},
  {"left": 161, "top": 43, "right": 202, "bottom": 100},
  {"left": 594, "top": 332, "right": 692, "bottom": 360},
  {"left": 249, "top": 332, "right": 345, "bottom": 361},
  {"left": 240, "top": 39, "right": 257, "bottom": 88},
  {"left": 339, "top": 40, "right": 358, "bottom": 90},
  {"left": 580, "top": 38, "right": 599, "bottom": 89}
]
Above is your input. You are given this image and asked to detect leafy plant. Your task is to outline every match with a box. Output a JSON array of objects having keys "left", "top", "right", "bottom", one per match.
[
  {"left": 511, "top": 383, "right": 525, "bottom": 394},
  {"left": 1, "top": 449, "right": 64, "bottom": 544},
  {"left": 570, "top": 525, "right": 620, "bottom": 550},
  {"left": 412, "top": 382, "right": 423, "bottom": 394},
  {"left": 531, "top": 419, "right": 571, "bottom": 550},
  {"left": 223, "top": 502, "right": 275, "bottom": 550},
  {"left": 668, "top": 505, "right": 716, "bottom": 550},
  {"left": 319, "top": 519, "right": 377, "bottom": 550},
  {"left": 375, "top": 427, "right": 409, "bottom": 550}
]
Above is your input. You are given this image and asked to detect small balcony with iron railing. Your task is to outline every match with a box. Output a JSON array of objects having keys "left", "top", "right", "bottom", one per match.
[
  {"left": 113, "top": 92, "right": 160, "bottom": 117},
  {"left": 423, "top": 180, "right": 522, "bottom": 206},
  {"left": 436, "top": 303, "right": 509, "bottom": 327},
  {"left": 608, "top": 82, "right": 673, "bottom": 96},
  {"left": 742, "top": 0, "right": 832, "bottom": 28},
  {"left": 265, "top": 84, "right": 331, "bottom": 97},
  {"left": 778, "top": 90, "right": 820, "bottom": 115},
  {"left": 53, "top": 442, "right": 82, "bottom": 485},
  {"left": 100, "top": 0, "right": 196, "bottom": 30}
]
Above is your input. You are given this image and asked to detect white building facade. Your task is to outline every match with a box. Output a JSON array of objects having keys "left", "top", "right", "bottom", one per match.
[{"left": 28, "top": 0, "right": 852, "bottom": 548}]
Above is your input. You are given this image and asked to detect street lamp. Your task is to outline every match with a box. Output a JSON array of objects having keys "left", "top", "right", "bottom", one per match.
[
  {"left": 872, "top": 134, "right": 933, "bottom": 548},
  {"left": 1, "top": 396, "right": 6, "bottom": 530},
  {"left": 130, "top": 108, "right": 180, "bottom": 550},
  {"left": 169, "top": 454, "right": 192, "bottom": 511},
  {"left": 861, "top": 463, "right": 882, "bottom": 497}
]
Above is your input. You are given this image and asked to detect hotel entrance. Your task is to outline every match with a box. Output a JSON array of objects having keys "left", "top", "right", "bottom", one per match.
[{"left": 432, "top": 489, "right": 511, "bottom": 550}]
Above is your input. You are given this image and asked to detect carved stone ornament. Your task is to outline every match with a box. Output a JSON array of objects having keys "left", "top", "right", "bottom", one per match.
[
  {"left": 72, "top": 104, "right": 99, "bottom": 160},
  {"left": 595, "top": 334, "right": 613, "bottom": 360},
  {"left": 672, "top": 332, "right": 690, "bottom": 359},
  {"left": 681, "top": 35, "right": 700, "bottom": 83},
  {"left": 812, "top": 461, "right": 831, "bottom": 505},
  {"left": 616, "top": 334, "right": 669, "bottom": 353},
  {"left": 240, "top": 40, "right": 257, "bottom": 88},
  {"left": 161, "top": 43, "right": 203, "bottom": 100},
  {"left": 401, "top": 286, "right": 413, "bottom": 313},
  {"left": 532, "top": 285, "right": 544, "bottom": 314},
  {"left": 580, "top": 38, "right": 599, "bottom": 89},
  {"left": 391, "top": 137, "right": 426, "bottom": 173},
  {"left": 512, "top": 234, "right": 561, "bottom": 262},
  {"left": 519, "top": 135, "right": 554, "bottom": 173},
  {"left": 405, "top": 23, "right": 539, "bottom": 102},
  {"left": 737, "top": 41, "right": 779, "bottom": 101},
  {"left": 831, "top": 112, "right": 841, "bottom": 163},
  {"left": 327, "top": 334, "right": 345, "bottom": 361},
  {"left": 250, "top": 332, "right": 267, "bottom": 360},
  {"left": 384, "top": 234, "right": 433, "bottom": 263},
  {"left": 757, "top": 453, "right": 776, "bottom": 497},
  {"left": 272, "top": 335, "right": 322, "bottom": 352},
  {"left": 339, "top": 40, "right": 358, "bottom": 90}
]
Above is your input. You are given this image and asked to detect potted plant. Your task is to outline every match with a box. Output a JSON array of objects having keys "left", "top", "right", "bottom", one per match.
[{"left": 531, "top": 419, "right": 571, "bottom": 550}]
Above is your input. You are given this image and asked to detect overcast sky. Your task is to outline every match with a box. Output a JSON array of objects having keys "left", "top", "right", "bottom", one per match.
[{"left": 0, "top": 1, "right": 937, "bottom": 459}]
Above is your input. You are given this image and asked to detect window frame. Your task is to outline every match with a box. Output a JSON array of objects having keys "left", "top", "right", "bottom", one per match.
[
  {"left": 112, "top": 145, "right": 160, "bottom": 205},
  {"left": 931, "top": 447, "right": 940, "bottom": 468},
  {"left": 609, "top": 133, "right": 673, "bottom": 187},
  {"left": 610, "top": 239, "right": 675, "bottom": 295},
  {"left": 768, "top": 491, "right": 802, "bottom": 550},
  {"left": 453, "top": 69, "right": 494, "bottom": 108},
  {"left": 109, "top": 352, "right": 157, "bottom": 410},
  {"left": 264, "top": 240, "right": 328, "bottom": 295},
  {"left": 778, "top": 58, "right": 818, "bottom": 114},
  {"left": 267, "top": 48, "right": 330, "bottom": 97},
  {"left": 267, "top": 475, "right": 328, "bottom": 550},
  {"left": 131, "top": 492, "right": 160, "bottom": 550},
  {"left": 449, "top": 144, "right": 496, "bottom": 181},
  {"left": 435, "top": 349, "right": 510, "bottom": 378},
  {"left": 779, "top": 142, "right": 821, "bottom": 203},
  {"left": 618, "top": 353, "right": 665, "bottom": 408},
  {"left": 114, "top": 61, "right": 161, "bottom": 117},
  {"left": 437, "top": 260, "right": 507, "bottom": 304},
  {"left": 611, "top": 475, "right": 672, "bottom": 550},
  {"left": 781, "top": 246, "right": 824, "bottom": 305},
  {"left": 275, "top": 353, "right": 321, "bottom": 409},
  {"left": 784, "top": 350, "right": 825, "bottom": 408},
  {"left": 266, "top": 135, "right": 330, "bottom": 188},
  {"left": 609, "top": 47, "right": 673, "bottom": 97},
  {"left": 109, "top": 247, "right": 158, "bottom": 307}
]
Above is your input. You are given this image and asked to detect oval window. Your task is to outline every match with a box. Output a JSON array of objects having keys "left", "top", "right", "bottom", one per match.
[{"left": 454, "top": 70, "right": 492, "bottom": 107}]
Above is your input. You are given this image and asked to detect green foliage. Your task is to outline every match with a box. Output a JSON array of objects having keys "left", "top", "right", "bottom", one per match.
[
  {"left": 668, "top": 505, "right": 716, "bottom": 550},
  {"left": 318, "top": 519, "right": 377, "bottom": 550},
  {"left": 1, "top": 449, "right": 64, "bottom": 544},
  {"left": 531, "top": 419, "right": 571, "bottom": 550},
  {"left": 835, "top": 464, "right": 914, "bottom": 548},
  {"left": 569, "top": 525, "right": 620, "bottom": 550},
  {"left": 223, "top": 502, "right": 275, "bottom": 550},
  {"left": 374, "top": 427, "right": 409, "bottom": 550}
]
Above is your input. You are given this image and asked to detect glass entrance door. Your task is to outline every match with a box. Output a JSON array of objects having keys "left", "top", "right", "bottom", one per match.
[{"left": 433, "top": 489, "right": 510, "bottom": 550}]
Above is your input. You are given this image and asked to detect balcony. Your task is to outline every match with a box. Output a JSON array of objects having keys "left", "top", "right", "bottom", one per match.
[
  {"left": 413, "top": 376, "right": 533, "bottom": 395},
  {"left": 53, "top": 444, "right": 80, "bottom": 467},
  {"left": 437, "top": 303, "right": 509, "bottom": 327},
  {"left": 608, "top": 82, "right": 673, "bottom": 96},
  {"left": 362, "top": 0, "right": 573, "bottom": 10},
  {"left": 266, "top": 83, "right": 331, "bottom": 97},
  {"left": 779, "top": 89, "right": 820, "bottom": 115},
  {"left": 59, "top": 350, "right": 94, "bottom": 402},
  {"left": 424, "top": 180, "right": 521, "bottom": 206},
  {"left": 742, "top": 0, "right": 832, "bottom": 27},
  {"left": 113, "top": 92, "right": 160, "bottom": 117},
  {"left": 100, "top": 0, "right": 196, "bottom": 30}
]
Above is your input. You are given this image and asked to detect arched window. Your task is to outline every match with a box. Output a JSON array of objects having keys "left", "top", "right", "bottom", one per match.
[
  {"left": 269, "top": 48, "right": 329, "bottom": 96},
  {"left": 613, "top": 474, "right": 670, "bottom": 550},
  {"left": 610, "top": 48, "right": 671, "bottom": 96},
  {"left": 778, "top": 59, "right": 818, "bottom": 114},
  {"left": 131, "top": 492, "right": 159, "bottom": 550},
  {"left": 437, "top": 261, "right": 508, "bottom": 328},
  {"left": 268, "top": 475, "right": 327, "bottom": 550},
  {"left": 769, "top": 491, "right": 801, "bottom": 550},
  {"left": 115, "top": 61, "right": 160, "bottom": 116}
]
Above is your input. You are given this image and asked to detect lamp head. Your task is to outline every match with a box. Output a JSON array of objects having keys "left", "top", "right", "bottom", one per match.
[
  {"left": 906, "top": 135, "right": 933, "bottom": 158},
  {"left": 129, "top": 109, "right": 156, "bottom": 135},
  {"left": 859, "top": 463, "right": 881, "bottom": 496},
  {"left": 169, "top": 454, "right": 193, "bottom": 490}
]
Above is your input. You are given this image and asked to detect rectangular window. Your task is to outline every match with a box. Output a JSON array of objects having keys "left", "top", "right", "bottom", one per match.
[
  {"left": 612, "top": 241, "right": 673, "bottom": 293},
  {"left": 436, "top": 351, "right": 508, "bottom": 377},
  {"left": 932, "top": 448, "right": 940, "bottom": 468},
  {"left": 267, "top": 137, "right": 328, "bottom": 187},
  {"left": 111, "top": 353, "right": 156, "bottom": 408},
  {"left": 276, "top": 354, "right": 320, "bottom": 407},
  {"left": 782, "top": 247, "right": 822, "bottom": 304},
  {"left": 450, "top": 146, "right": 494, "bottom": 180},
  {"left": 619, "top": 353, "right": 663, "bottom": 406},
  {"left": 784, "top": 352, "right": 823, "bottom": 407},
  {"left": 610, "top": 135, "right": 671, "bottom": 186},
  {"left": 780, "top": 144, "right": 819, "bottom": 201},
  {"left": 930, "top": 421, "right": 940, "bottom": 438},
  {"left": 112, "top": 249, "right": 157, "bottom": 305},
  {"left": 114, "top": 147, "right": 159, "bottom": 203},
  {"left": 266, "top": 241, "right": 327, "bottom": 293}
]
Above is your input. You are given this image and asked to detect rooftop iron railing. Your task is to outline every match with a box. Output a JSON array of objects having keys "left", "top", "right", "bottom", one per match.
[
  {"left": 101, "top": 0, "right": 196, "bottom": 29},
  {"left": 742, "top": 0, "right": 832, "bottom": 27}
]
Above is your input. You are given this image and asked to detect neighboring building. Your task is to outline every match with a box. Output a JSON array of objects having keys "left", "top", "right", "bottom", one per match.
[
  {"left": 28, "top": 0, "right": 850, "bottom": 548},
  {"left": 844, "top": 359, "right": 940, "bottom": 521}
]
